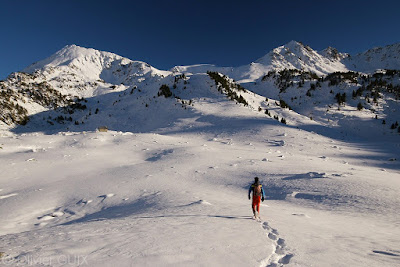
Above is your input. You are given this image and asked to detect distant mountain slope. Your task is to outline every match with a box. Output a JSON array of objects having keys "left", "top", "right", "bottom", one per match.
[
  {"left": 171, "top": 41, "right": 350, "bottom": 82},
  {"left": 253, "top": 41, "right": 349, "bottom": 77},
  {"left": 171, "top": 41, "right": 400, "bottom": 83},
  {"left": 23, "top": 44, "right": 171, "bottom": 97},
  {"left": 344, "top": 43, "right": 400, "bottom": 72},
  {"left": 0, "top": 41, "right": 399, "bottom": 140}
]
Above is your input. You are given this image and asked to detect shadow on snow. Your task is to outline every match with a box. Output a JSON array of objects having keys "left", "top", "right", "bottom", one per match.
[{"left": 9, "top": 88, "right": 400, "bottom": 170}]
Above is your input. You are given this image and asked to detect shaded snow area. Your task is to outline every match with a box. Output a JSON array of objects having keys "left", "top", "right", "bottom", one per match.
[{"left": 0, "top": 115, "right": 399, "bottom": 266}]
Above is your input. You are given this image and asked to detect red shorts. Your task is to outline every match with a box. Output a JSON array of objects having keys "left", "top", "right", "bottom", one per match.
[{"left": 252, "top": 196, "right": 261, "bottom": 213}]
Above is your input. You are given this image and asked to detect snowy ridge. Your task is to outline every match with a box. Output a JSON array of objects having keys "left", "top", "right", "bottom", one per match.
[
  {"left": 23, "top": 44, "right": 171, "bottom": 97},
  {"left": 345, "top": 42, "right": 400, "bottom": 72},
  {"left": 254, "top": 41, "right": 348, "bottom": 77},
  {"left": 1, "top": 41, "right": 399, "bottom": 139},
  {"left": 171, "top": 41, "right": 351, "bottom": 83},
  {"left": 172, "top": 41, "right": 400, "bottom": 83},
  {"left": 319, "top": 46, "right": 350, "bottom": 61}
]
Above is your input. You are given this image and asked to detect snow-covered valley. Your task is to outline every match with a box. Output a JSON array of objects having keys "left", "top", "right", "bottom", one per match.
[{"left": 0, "top": 41, "right": 400, "bottom": 266}]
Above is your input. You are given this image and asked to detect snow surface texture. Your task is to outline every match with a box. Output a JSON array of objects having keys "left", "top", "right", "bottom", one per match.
[{"left": 0, "top": 42, "right": 399, "bottom": 266}]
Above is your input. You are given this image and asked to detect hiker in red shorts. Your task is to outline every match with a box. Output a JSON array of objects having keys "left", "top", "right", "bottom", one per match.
[{"left": 248, "top": 177, "right": 265, "bottom": 219}]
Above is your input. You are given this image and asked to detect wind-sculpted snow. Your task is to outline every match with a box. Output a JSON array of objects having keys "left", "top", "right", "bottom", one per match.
[{"left": 1, "top": 113, "right": 400, "bottom": 266}]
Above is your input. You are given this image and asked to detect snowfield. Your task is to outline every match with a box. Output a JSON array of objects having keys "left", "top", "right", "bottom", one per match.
[
  {"left": 1, "top": 110, "right": 399, "bottom": 266},
  {"left": 0, "top": 42, "right": 400, "bottom": 266}
]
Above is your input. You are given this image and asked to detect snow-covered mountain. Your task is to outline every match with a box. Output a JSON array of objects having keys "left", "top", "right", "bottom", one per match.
[
  {"left": 171, "top": 41, "right": 350, "bottom": 82},
  {"left": 319, "top": 46, "right": 350, "bottom": 61},
  {"left": 171, "top": 41, "right": 400, "bottom": 83},
  {"left": 344, "top": 42, "right": 400, "bottom": 72},
  {"left": 0, "top": 41, "right": 399, "bottom": 137},
  {"left": 23, "top": 44, "right": 171, "bottom": 97},
  {"left": 252, "top": 41, "right": 348, "bottom": 77},
  {"left": 1, "top": 42, "right": 400, "bottom": 267}
]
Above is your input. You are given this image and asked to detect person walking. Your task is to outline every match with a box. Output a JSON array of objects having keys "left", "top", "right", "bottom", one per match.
[{"left": 248, "top": 177, "right": 265, "bottom": 220}]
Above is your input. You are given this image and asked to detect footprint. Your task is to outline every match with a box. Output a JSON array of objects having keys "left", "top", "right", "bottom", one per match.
[
  {"left": 275, "top": 246, "right": 286, "bottom": 255},
  {"left": 268, "top": 233, "right": 278, "bottom": 241},
  {"left": 262, "top": 222, "right": 271, "bottom": 230},
  {"left": 277, "top": 238, "right": 286, "bottom": 247},
  {"left": 261, "top": 222, "right": 293, "bottom": 266},
  {"left": 279, "top": 254, "right": 294, "bottom": 264}
]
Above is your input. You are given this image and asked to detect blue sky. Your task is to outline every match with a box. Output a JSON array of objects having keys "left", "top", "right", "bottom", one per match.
[{"left": 1, "top": 0, "right": 400, "bottom": 79}]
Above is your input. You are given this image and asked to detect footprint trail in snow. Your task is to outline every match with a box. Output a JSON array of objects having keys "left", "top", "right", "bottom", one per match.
[{"left": 260, "top": 221, "right": 294, "bottom": 267}]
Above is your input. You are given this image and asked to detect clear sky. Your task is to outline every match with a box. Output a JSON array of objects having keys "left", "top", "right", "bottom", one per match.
[{"left": 1, "top": 0, "right": 400, "bottom": 79}]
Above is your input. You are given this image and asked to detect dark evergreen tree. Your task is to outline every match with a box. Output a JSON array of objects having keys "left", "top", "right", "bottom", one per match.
[{"left": 158, "top": 84, "right": 172, "bottom": 98}]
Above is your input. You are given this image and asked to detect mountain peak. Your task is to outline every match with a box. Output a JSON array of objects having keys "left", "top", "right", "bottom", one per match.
[
  {"left": 284, "top": 40, "right": 303, "bottom": 48},
  {"left": 253, "top": 40, "right": 349, "bottom": 76},
  {"left": 320, "top": 46, "right": 349, "bottom": 61},
  {"left": 23, "top": 44, "right": 123, "bottom": 76},
  {"left": 283, "top": 40, "right": 314, "bottom": 51},
  {"left": 55, "top": 44, "right": 102, "bottom": 58}
]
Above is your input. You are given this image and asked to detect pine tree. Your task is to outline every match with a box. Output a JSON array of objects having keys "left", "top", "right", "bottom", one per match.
[{"left": 158, "top": 84, "right": 172, "bottom": 98}]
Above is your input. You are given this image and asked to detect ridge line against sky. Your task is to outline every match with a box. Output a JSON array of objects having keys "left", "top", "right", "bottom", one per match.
[{"left": 1, "top": 0, "right": 400, "bottom": 80}]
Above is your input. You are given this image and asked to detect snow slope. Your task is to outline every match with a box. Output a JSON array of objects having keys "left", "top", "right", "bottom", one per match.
[
  {"left": 23, "top": 44, "right": 171, "bottom": 98},
  {"left": 171, "top": 41, "right": 349, "bottom": 83},
  {"left": 345, "top": 43, "right": 400, "bottom": 73},
  {"left": 172, "top": 41, "right": 400, "bottom": 84},
  {"left": 1, "top": 111, "right": 399, "bottom": 266},
  {"left": 0, "top": 42, "right": 400, "bottom": 266}
]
